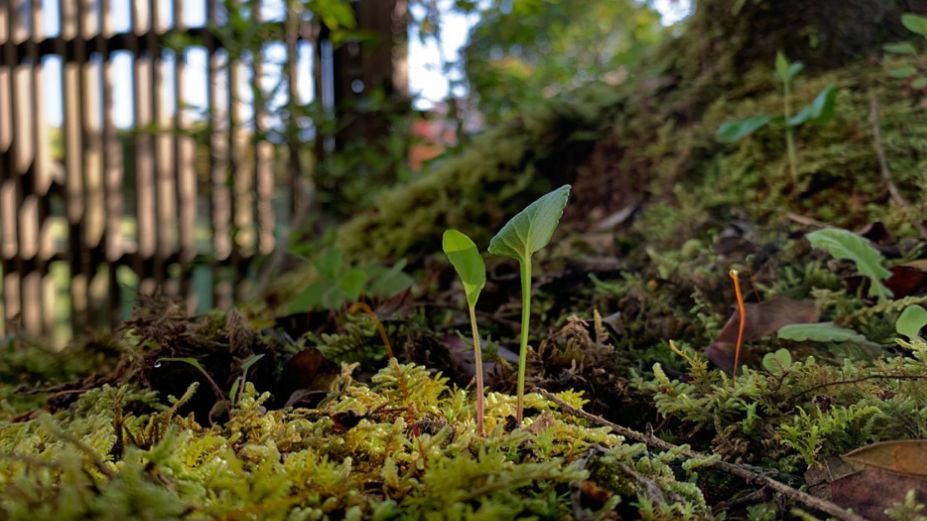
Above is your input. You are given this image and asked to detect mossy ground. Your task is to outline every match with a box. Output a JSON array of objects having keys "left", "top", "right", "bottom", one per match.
[{"left": 6, "top": 2, "right": 927, "bottom": 519}]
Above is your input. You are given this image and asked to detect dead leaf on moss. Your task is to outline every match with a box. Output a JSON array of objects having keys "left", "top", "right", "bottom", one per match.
[
  {"left": 885, "top": 261, "right": 927, "bottom": 298},
  {"left": 842, "top": 440, "right": 927, "bottom": 477},
  {"left": 705, "top": 297, "right": 818, "bottom": 372}
]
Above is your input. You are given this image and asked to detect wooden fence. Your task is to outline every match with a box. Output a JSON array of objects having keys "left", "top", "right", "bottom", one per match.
[{"left": 0, "top": 0, "right": 405, "bottom": 344}]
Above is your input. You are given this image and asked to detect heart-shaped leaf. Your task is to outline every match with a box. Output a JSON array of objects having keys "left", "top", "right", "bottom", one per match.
[
  {"left": 896, "top": 305, "right": 927, "bottom": 341},
  {"left": 337, "top": 269, "right": 368, "bottom": 302},
  {"left": 488, "top": 185, "right": 571, "bottom": 262},
  {"left": 806, "top": 228, "right": 893, "bottom": 300},
  {"left": 787, "top": 84, "right": 836, "bottom": 127},
  {"left": 777, "top": 322, "right": 871, "bottom": 344},
  {"left": 716, "top": 115, "right": 773, "bottom": 143},
  {"left": 443, "top": 229, "right": 486, "bottom": 308},
  {"left": 762, "top": 348, "right": 793, "bottom": 374}
]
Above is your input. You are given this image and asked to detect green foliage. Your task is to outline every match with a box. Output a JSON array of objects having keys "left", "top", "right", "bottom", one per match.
[
  {"left": 308, "top": 313, "right": 384, "bottom": 369},
  {"left": 805, "top": 228, "right": 893, "bottom": 300},
  {"left": 488, "top": 184, "right": 571, "bottom": 261},
  {"left": 0, "top": 366, "right": 711, "bottom": 520},
  {"left": 885, "top": 13, "right": 927, "bottom": 88},
  {"left": 289, "top": 249, "right": 413, "bottom": 313},
  {"left": 776, "top": 322, "right": 872, "bottom": 344},
  {"left": 442, "top": 230, "right": 486, "bottom": 308},
  {"left": 489, "top": 185, "right": 571, "bottom": 423},
  {"left": 761, "top": 348, "right": 792, "bottom": 374},
  {"left": 715, "top": 115, "right": 773, "bottom": 143},
  {"left": 897, "top": 305, "right": 927, "bottom": 342}
]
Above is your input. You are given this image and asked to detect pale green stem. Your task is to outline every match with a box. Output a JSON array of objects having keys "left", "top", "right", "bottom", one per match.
[
  {"left": 784, "top": 80, "right": 798, "bottom": 182},
  {"left": 468, "top": 304, "right": 485, "bottom": 436},
  {"left": 516, "top": 257, "right": 532, "bottom": 424}
]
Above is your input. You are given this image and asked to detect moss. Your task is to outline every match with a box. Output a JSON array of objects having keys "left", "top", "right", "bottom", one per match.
[{"left": 1, "top": 365, "right": 713, "bottom": 520}]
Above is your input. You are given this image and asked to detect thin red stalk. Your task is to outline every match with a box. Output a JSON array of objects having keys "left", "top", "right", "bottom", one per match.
[{"left": 729, "top": 269, "right": 746, "bottom": 384}]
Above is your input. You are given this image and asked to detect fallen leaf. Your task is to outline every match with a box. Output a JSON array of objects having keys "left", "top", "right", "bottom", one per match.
[
  {"left": 842, "top": 440, "right": 927, "bottom": 477},
  {"left": 885, "top": 262, "right": 927, "bottom": 298},
  {"left": 705, "top": 297, "right": 818, "bottom": 372}
]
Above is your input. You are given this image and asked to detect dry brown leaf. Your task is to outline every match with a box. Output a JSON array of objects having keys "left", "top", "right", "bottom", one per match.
[
  {"left": 842, "top": 440, "right": 927, "bottom": 477},
  {"left": 704, "top": 297, "right": 818, "bottom": 372}
]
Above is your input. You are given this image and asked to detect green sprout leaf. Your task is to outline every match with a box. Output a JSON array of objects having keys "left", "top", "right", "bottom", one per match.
[
  {"left": 777, "top": 322, "right": 872, "bottom": 344},
  {"left": 913, "top": 76, "right": 927, "bottom": 89},
  {"left": 761, "top": 348, "right": 792, "bottom": 374},
  {"left": 716, "top": 115, "right": 773, "bottom": 143},
  {"left": 489, "top": 184, "right": 571, "bottom": 424},
  {"left": 896, "top": 305, "right": 927, "bottom": 341},
  {"left": 890, "top": 65, "right": 919, "bottom": 79},
  {"left": 488, "top": 184, "right": 571, "bottom": 261},
  {"left": 337, "top": 269, "right": 369, "bottom": 302},
  {"left": 902, "top": 13, "right": 927, "bottom": 37},
  {"left": 806, "top": 228, "right": 893, "bottom": 300},
  {"left": 787, "top": 84, "right": 837, "bottom": 127},
  {"left": 775, "top": 51, "right": 803, "bottom": 83},
  {"left": 442, "top": 229, "right": 486, "bottom": 308},
  {"left": 367, "top": 260, "right": 414, "bottom": 298},
  {"left": 884, "top": 42, "right": 918, "bottom": 55}
]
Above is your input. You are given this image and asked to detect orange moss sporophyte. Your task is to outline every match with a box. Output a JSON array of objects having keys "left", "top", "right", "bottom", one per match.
[{"left": 729, "top": 269, "right": 746, "bottom": 384}]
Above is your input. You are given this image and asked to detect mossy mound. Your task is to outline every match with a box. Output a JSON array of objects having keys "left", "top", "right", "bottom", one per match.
[{"left": 1, "top": 363, "right": 711, "bottom": 520}]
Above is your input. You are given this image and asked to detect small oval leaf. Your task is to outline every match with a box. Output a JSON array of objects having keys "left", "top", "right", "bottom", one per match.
[
  {"left": 896, "top": 305, "right": 927, "bottom": 341},
  {"left": 716, "top": 115, "right": 773, "bottom": 143},
  {"left": 443, "top": 229, "right": 486, "bottom": 307},
  {"left": 488, "top": 185, "right": 571, "bottom": 261},
  {"left": 777, "top": 322, "right": 872, "bottom": 344}
]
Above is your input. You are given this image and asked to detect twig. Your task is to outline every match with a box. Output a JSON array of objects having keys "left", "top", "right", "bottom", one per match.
[
  {"left": 870, "top": 95, "right": 927, "bottom": 240},
  {"left": 534, "top": 388, "right": 869, "bottom": 521},
  {"left": 792, "top": 373, "right": 927, "bottom": 400}
]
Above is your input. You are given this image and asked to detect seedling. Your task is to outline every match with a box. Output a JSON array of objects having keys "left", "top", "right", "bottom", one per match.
[
  {"left": 884, "top": 13, "right": 927, "bottom": 90},
  {"left": 896, "top": 305, "right": 927, "bottom": 343},
  {"left": 442, "top": 229, "right": 487, "bottom": 435},
  {"left": 488, "top": 185, "right": 571, "bottom": 424},
  {"left": 716, "top": 51, "right": 837, "bottom": 182}
]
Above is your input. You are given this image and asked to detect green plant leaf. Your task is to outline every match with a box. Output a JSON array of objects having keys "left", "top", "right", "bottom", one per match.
[
  {"left": 806, "top": 228, "right": 893, "bottom": 300},
  {"left": 337, "top": 269, "right": 369, "bottom": 301},
  {"left": 367, "top": 260, "right": 414, "bottom": 298},
  {"left": 902, "top": 13, "right": 927, "bottom": 37},
  {"left": 884, "top": 42, "right": 918, "bottom": 55},
  {"left": 896, "top": 305, "right": 927, "bottom": 341},
  {"left": 442, "top": 229, "right": 486, "bottom": 308},
  {"left": 777, "top": 322, "right": 871, "bottom": 344},
  {"left": 890, "top": 65, "right": 919, "bottom": 79},
  {"left": 787, "top": 84, "right": 837, "bottom": 127},
  {"left": 775, "top": 51, "right": 803, "bottom": 83},
  {"left": 761, "top": 348, "right": 792, "bottom": 374},
  {"left": 240, "top": 353, "right": 266, "bottom": 373},
  {"left": 314, "top": 248, "right": 342, "bottom": 280},
  {"left": 715, "top": 115, "right": 773, "bottom": 143},
  {"left": 158, "top": 357, "right": 207, "bottom": 373},
  {"left": 488, "top": 185, "right": 571, "bottom": 261},
  {"left": 913, "top": 76, "right": 927, "bottom": 89}
]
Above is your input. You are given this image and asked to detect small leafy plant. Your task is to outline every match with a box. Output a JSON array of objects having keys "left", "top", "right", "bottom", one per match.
[
  {"left": 488, "top": 185, "right": 571, "bottom": 424},
  {"left": 716, "top": 51, "right": 837, "bottom": 181},
  {"left": 289, "top": 248, "right": 413, "bottom": 312},
  {"left": 884, "top": 13, "right": 927, "bottom": 90},
  {"left": 805, "top": 228, "right": 893, "bottom": 301},
  {"left": 442, "top": 229, "right": 487, "bottom": 435}
]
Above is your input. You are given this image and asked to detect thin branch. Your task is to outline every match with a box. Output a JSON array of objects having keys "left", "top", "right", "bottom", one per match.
[
  {"left": 792, "top": 373, "right": 927, "bottom": 400},
  {"left": 534, "top": 388, "right": 868, "bottom": 521},
  {"left": 870, "top": 95, "right": 927, "bottom": 240}
]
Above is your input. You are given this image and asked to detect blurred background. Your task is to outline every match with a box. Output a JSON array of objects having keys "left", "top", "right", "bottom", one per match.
[{"left": 0, "top": 0, "right": 687, "bottom": 345}]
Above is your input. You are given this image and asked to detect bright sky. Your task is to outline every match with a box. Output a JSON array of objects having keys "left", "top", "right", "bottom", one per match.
[{"left": 36, "top": 0, "right": 691, "bottom": 127}]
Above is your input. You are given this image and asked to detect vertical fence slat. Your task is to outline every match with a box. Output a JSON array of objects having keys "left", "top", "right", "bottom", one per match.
[
  {"left": 0, "top": 0, "right": 16, "bottom": 335},
  {"left": 252, "top": 2, "right": 273, "bottom": 257},
  {"left": 226, "top": 0, "right": 250, "bottom": 301},
  {"left": 150, "top": 0, "right": 173, "bottom": 290},
  {"left": 100, "top": 0, "right": 123, "bottom": 326},
  {"left": 32, "top": 0, "right": 54, "bottom": 336},
  {"left": 173, "top": 0, "right": 196, "bottom": 311},
  {"left": 61, "top": 0, "right": 87, "bottom": 331},
  {"left": 132, "top": 0, "right": 156, "bottom": 296},
  {"left": 207, "top": 0, "right": 231, "bottom": 309}
]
